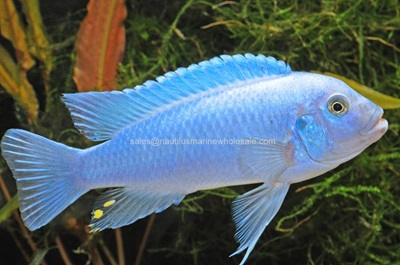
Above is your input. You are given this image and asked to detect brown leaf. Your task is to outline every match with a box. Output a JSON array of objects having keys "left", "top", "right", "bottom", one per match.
[
  {"left": 0, "top": 0, "right": 35, "bottom": 72},
  {"left": 74, "top": 0, "right": 127, "bottom": 91}
]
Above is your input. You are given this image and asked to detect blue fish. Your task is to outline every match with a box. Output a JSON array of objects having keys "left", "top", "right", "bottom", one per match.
[{"left": 1, "top": 54, "right": 388, "bottom": 264}]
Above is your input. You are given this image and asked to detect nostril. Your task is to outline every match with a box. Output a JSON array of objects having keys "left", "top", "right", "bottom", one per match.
[{"left": 359, "top": 104, "right": 367, "bottom": 110}]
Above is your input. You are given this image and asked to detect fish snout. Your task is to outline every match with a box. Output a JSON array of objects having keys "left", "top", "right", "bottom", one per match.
[{"left": 359, "top": 106, "right": 388, "bottom": 137}]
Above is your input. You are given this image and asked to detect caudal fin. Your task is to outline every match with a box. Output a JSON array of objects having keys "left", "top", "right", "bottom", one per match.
[{"left": 1, "top": 129, "right": 87, "bottom": 230}]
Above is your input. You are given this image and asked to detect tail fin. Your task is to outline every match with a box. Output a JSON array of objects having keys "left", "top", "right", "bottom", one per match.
[{"left": 1, "top": 129, "right": 87, "bottom": 230}]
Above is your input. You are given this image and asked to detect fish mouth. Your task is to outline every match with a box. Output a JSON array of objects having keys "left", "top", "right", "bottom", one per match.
[{"left": 359, "top": 107, "right": 388, "bottom": 137}]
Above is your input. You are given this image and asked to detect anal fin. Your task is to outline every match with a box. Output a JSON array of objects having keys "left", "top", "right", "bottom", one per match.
[
  {"left": 230, "top": 183, "right": 290, "bottom": 265},
  {"left": 89, "top": 188, "right": 186, "bottom": 231}
]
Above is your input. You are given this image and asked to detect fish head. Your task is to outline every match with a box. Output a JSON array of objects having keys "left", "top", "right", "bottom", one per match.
[{"left": 295, "top": 74, "right": 388, "bottom": 165}]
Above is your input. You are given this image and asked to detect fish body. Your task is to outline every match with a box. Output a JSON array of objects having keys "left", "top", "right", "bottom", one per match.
[
  {"left": 78, "top": 73, "right": 332, "bottom": 190},
  {"left": 1, "top": 54, "right": 388, "bottom": 264}
]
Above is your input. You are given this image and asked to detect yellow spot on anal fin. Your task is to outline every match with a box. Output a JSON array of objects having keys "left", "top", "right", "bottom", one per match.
[
  {"left": 103, "top": 199, "right": 116, "bottom": 207},
  {"left": 93, "top": 209, "right": 103, "bottom": 219}
]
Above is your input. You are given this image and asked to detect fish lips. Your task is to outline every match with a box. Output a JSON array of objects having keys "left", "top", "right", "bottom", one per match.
[{"left": 359, "top": 106, "right": 388, "bottom": 138}]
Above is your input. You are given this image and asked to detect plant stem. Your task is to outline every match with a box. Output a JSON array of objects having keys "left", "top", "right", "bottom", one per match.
[
  {"left": 134, "top": 214, "right": 155, "bottom": 265},
  {"left": 55, "top": 236, "right": 73, "bottom": 265},
  {"left": 115, "top": 228, "right": 125, "bottom": 265}
]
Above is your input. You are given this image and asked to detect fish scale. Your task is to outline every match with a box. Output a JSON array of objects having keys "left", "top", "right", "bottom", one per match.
[
  {"left": 80, "top": 77, "right": 307, "bottom": 190},
  {"left": 1, "top": 54, "right": 388, "bottom": 265}
]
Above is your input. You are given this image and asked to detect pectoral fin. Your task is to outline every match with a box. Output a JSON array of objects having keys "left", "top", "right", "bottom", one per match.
[
  {"left": 239, "top": 137, "right": 295, "bottom": 181},
  {"left": 230, "top": 182, "right": 290, "bottom": 265}
]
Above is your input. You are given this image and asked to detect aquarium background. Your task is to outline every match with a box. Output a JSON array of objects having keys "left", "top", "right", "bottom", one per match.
[{"left": 0, "top": 0, "right": 399, "bottom": 264}]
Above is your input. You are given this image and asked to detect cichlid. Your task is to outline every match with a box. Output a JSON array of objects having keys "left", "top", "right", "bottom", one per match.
[{"left": 1, "top": 54, "right": 388, "bottom": 264}]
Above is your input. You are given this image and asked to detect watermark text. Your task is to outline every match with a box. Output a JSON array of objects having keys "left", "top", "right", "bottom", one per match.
[{"left": 129, "top": 137, "right": 276, "bottom": 146}]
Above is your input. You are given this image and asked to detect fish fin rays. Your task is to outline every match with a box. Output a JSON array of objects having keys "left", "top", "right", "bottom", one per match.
[
  {"left": 62, "top": 91, "right": 141, "bottom": 142},
  {"left": 0, "top": 129, "right": 86, "bottom": 231},
  {"left": 89, "top": 188, "right": 186, "bottom": 231},
  {"left": 230, "top": 183, "right": 290, "bottom": 265},
  {"left": 239, "top": 138, "right": 295, "bottom": 180},
  {"left": 62, "top": 54, "right": 291, "bottom": 141}
]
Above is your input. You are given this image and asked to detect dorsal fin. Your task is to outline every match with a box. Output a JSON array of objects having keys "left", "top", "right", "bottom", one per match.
[{"left": 62, "top": 54, "right": 292, "bottom": 141}]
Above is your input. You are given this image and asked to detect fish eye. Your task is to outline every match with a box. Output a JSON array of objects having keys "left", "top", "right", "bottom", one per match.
[{"left": 328, "top": 94, "right": 349, "bottom": 116}]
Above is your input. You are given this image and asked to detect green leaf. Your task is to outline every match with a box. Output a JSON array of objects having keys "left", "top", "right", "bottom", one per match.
[
  {"left": 21, "top": 0, "right": 53, "bottom": 81},
  {"left": 29, "top": 248, "right": 49, "bottom": 265},
  {"left": 0, "top": 194, "right": 18, "bottom": 223}
]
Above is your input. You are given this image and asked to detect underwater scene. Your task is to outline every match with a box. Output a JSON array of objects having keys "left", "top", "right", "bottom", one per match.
[{"left": 0, "top": 0, "right": 399, "bottom": 264}]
